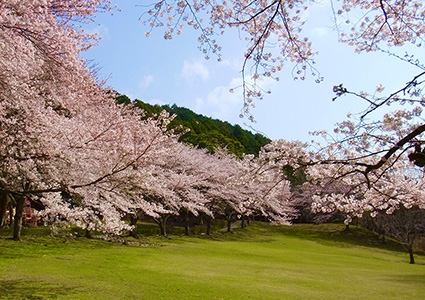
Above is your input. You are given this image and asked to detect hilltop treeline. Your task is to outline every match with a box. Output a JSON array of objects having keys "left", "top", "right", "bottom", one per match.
[{"left": 116, "top": 95, "right": 270, "bottom": 157}]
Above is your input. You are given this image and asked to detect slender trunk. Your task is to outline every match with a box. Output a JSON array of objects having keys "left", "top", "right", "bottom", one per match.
[
  {"left": 13, "top": 195, "right": 25, "bottom": 241},
  {"left": 409, "top": 248, "right": 415, "bottom": 264},
  {"left": 227, "top": 219, "right": 232, "bottom": 232},
  {"left": 130, "top": 215, "right": 139, "bottom": 238},
  {"left": 408, "top": 240, "right": 415, "bottom": 264},
  {"left": 0, "top": 192, "right": 7, "bottom": 227},
  {"left": 247, "top": 216, "right": 251, "bottom": 226},
  {"left": 159, "top": 219, "right": 167, "bottom": 237},
  {"left": 241, "top": 215, "right": 246, "bottom": 228},
  {"left": 206, "top": 216, "right": 212, "bottom": 236},
  {"left": 226, "top": 214, "right": 233, "bottom": 233},
  {"left": 344, "top": 224, "right": 350, "bottom": 232},
  {"left": 184, "top": 211, "right": 190, "bottom": 236},
  {"left": 154, "top": 215, "right": 169, "bottom": 237}
]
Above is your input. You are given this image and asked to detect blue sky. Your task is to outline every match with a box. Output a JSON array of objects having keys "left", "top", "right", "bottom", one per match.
[{"left": 82, "top": 1, "right": 422, "bottom": 142}]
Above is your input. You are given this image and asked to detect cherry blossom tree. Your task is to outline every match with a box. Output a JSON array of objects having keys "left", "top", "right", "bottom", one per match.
[
  {"left": 363, "top": 207, "right": 425, "bottom": 264},
  {"left": 37, "top": 105, "right": 183, "bottom": 237},
  {"left": 0, "top": 0, "right": 114, "bottom": 240},
  {"left": 238, "top": 153, "right": 295, "bottom": 226},
  {"left": 0, "top": 0, "right": 191, "bottom": 240},
  {"left": 309, "top": 156, "right": 425, "bottom": 220},
  {"left": 167, "top": 144, "right": 218, "bottom": 235},
  {"left": 255, "top": 127, "right": 425, "bottom": 241},
  {"left": 146, "top": 144, "right": 244, "bottom": 236},
  {"left": 208, "top": 146, "right": 296, "bottom": 232},
  {"left": 119, "top": 140, "right": 214, "bottom": 237},
  {"left": 0, "top": 0, "right": 184, "bottom": 240}
]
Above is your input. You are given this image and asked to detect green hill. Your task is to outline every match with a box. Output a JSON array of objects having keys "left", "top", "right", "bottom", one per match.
[{"left": 116, "top": 94, "right": 271, "bottom": 157}]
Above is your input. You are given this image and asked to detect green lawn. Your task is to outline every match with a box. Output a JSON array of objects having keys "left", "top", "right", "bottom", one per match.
[{"left": 0, "top": 223, "right": 424, "bottom": 300}]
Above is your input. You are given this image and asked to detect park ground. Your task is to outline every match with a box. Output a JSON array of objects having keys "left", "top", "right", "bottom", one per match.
[{"left": 0, "top": 222, "right": 424, "bottom": 300}]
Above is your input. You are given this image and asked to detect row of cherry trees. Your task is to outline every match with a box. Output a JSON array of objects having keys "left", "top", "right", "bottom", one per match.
[
  {"left": 1, "top": 91, "right": 295, "bottom": 239},
  {"left": 0, "top": 1, "right": 296, "bottom": 240}
]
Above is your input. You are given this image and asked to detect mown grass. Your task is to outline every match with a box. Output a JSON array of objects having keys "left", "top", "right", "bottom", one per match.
[{"left": 0, "top": 223, "right": 424, "bottom": 300}]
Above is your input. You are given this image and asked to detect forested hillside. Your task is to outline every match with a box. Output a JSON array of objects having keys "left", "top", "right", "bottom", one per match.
[{"left": 116, "top": 94, "right": 271, "bottom": 157}]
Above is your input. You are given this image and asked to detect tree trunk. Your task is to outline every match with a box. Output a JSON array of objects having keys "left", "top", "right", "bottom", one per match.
[
  {"left": 226, "top": 214, "right": 233, "bottom": 233},
  {"left": 206, "top": 216, "right": 212, "bottom": 236},
  {"left": 241, "top": 215, "right": 246, "bottom": 228},
  {"left": 13, "top": 195, "right": 25, "bottom": 241},
  {"left": 0, "top": 192, "right": 8, "bottom": 228},
  {"left": 159, "top": 219, "right": 167, "bottom": 237},
  {"left": 154, "top": 215, "right": 169, "bottom": 237},
  {"left": 408, "top": 242, "right": 415, "bottom": 264},
  {"left": 184, "top": 211, "right": 190, "bottom": 236},
  {"left": 130, "top": 215, "right": 139, "bottom": 238},
  {"left": 227, "top": 219, "right": 232, "bottom": 232},
  {"left": 344, "top": 224, "right": 350, "bottom": 231}
]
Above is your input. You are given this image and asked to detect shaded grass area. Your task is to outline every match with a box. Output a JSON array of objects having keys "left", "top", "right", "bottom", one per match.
[
  {"left": 0, "top": 279, "right": 77, "bottom": 300},
  {"left": 274, "top": 223, "right": 408, "bottom": 252},
  {"left": 0, "top": 223, "right": 424, "bottom": 300}
]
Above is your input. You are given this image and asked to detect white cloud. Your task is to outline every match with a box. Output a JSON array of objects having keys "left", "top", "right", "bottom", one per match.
[
  {"left": 118, "top": 91, "right": 166, "bottom": 107},
  {"left": 142, "top": 98, "right": 168, "bottom": 106},
  {"left": 195, "top": 77, "right": 277, "bottom": 120},
  {"left": 194, "top": 78, "right": 242, "bottom": 117},
  {"left": 180, "top": 58, "right": 210, "bottom": 83},
  {"left": 139, "top": 75, "right": 155, "bottom": 90},
  {"left": 310, "top": 27, "right": 329, "bottom": 38}
]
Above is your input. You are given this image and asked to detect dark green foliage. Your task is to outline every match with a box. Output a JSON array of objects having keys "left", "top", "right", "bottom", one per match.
[
  {"left": 117, "top": 95, "right": 271, "bottom": 156},
  {"left": 283, "top": 165, "right": 307, "bottom": 187},
  {"left": 182, "top": 131, "right": 245, "bottom": 157},
  {"left": 116, "top": 94, "right": 131, "bottom": 105}
]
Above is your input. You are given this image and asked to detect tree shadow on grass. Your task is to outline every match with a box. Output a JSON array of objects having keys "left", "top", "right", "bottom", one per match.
[
  {"left": 386, "top": 274, "right": 425, "bottom": 285},
  {"left": 270, "top": 223, "right": 409, "bottom": 253},
  {"left": 0, "top": 279, "right": 78, "bottom": 300}
]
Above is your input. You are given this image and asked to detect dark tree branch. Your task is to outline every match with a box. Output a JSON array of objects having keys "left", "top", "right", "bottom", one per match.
[{"left": 364, "top": 124, "right": 425, "bottom": 174}]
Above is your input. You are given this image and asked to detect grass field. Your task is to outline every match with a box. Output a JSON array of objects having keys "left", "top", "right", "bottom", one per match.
[{"left": 0, "top": 222, "right": 424, "bottom": 300}]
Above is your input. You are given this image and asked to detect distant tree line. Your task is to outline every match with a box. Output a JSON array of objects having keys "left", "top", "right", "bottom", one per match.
[{"left": 116, "top": 95, "right": 270, "bottom": 157}]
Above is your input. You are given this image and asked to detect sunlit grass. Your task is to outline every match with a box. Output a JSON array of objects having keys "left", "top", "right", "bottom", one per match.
[{"left": 0, "top": 223, "right": 424, "bottom": 299}]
